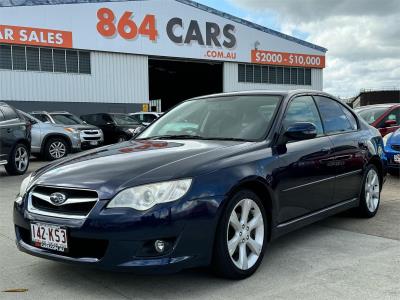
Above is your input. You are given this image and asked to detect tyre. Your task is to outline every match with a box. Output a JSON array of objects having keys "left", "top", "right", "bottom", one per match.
[
  {"left": 5, "top": 143, "right": 30, "bottom": 176},
  {"left": 212, "top": 190, "right": 267, "bottom": 279},
  {"left": 44, "top": 138, "right": 68, "bottom": 161},
  {"left": 388, "top": 169, "right": 399, "bottom": 177},
  {"left": 355, "top": 165, "right": 381, "bottom": 218}
]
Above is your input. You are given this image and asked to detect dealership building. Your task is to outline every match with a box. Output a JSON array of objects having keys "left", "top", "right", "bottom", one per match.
[{"left": 0, "top": 0, "right": 327, "bottom": 114}]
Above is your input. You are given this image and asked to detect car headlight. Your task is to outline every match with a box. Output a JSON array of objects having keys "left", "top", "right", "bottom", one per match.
[
  {"left": 107, "top": 179, "right": 192, "bottom": 211},
  {"left": 15, "top": 173, "right": 34, "bottom": 204},
  {"left": 383, "top": 133, "right": 393, "bottom": 146},
  {"left": 127, "top": 128, "right": 136, "bottom": 134}
]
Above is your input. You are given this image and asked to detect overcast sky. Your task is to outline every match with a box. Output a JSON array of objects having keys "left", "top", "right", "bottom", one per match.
[{"left": 197, "top": 0, "right": 400, "bottom": 98}]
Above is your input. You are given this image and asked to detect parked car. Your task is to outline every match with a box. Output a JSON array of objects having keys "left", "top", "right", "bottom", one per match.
[
  {"left": 81, "top": 113, "right": 143, "bottom": 144},
  {"left": 14, "top": 90, "right": 386, "bottom": 279},
  {"left": 355, "top": 104, "right": 400, "bottom": 136},
  {"left": 130, "top": 112, "right": 163, "bottom": 126},
  {"left": 18, "top": 111, "right": 82, "bottom": 161},
  {"left": 29, "top": 111, "right": 104, "bottom": 150},
  {"left": 383, "top": 128, "right": 400, "bottom": 176},
  {"left": 0, "top": 102, "right": 31, "bottom": 175}
]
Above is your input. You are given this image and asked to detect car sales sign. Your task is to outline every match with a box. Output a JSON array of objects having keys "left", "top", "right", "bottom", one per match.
[{"left": 0, "top": 0, "right": 326, "bottom": 67}]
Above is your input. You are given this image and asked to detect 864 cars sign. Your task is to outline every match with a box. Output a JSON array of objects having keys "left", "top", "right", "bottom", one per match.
[{"left": 0, "top": 0, "right": 326, "bottom": 65}]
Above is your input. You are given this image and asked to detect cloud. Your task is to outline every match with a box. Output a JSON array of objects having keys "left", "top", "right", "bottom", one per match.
[{"left": 228, "top": 0, "right": 400, "bottom": 97}]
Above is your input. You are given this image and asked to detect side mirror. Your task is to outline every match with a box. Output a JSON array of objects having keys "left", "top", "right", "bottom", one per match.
[
  {"left": 284, "top": 122, "right": 318, "bottom": 141},
  {"left": 384, "top": 120, "right": 397, "bottom": 127}
]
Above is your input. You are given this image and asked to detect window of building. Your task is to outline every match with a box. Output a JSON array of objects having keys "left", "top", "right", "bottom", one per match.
[
  {"left": 238, "top": 63, "right": 312, "bottom": 86},
  {"left": 0, "top": 45, "right": 12, "bottom": 70},
  {"left": 26, "top": 47, "right": 40, "bottom": 71},
  {"left": 0, "top": 44, "right": 91, "bottom": 74},
  {"left": 12, "top": 46, "right": 26, "bottom": 70}
]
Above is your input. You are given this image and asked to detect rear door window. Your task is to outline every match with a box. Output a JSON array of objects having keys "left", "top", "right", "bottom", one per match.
[{"left": 315, "top": 96, "right": 355, "bottom": 134}]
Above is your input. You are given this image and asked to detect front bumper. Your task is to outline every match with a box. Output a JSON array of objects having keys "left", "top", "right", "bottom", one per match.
[{"left": 14, "top": 195, "right": 223, "bottom": 273}]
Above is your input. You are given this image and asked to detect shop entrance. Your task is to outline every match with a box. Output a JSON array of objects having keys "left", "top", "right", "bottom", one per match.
[{"left": 149, "top": 58, "right": 223, "bottom": 112}]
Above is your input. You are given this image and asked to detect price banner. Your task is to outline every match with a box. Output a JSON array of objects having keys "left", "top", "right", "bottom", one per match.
[{"left": 251, "top": 49, "right": 325, "bottom": 68}]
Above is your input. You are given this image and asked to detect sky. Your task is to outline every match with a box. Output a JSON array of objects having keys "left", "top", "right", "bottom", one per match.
[{"left": 196, "top": 0, "right": 400, "bottom": 98}]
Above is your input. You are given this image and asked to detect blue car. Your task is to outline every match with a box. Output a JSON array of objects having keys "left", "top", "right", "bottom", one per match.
[
  {"left": 14, "top": 90, "right": 386, "bottom": 279},
  {"left": 384, "top": 128, "right": 400, "bottom": 176}
]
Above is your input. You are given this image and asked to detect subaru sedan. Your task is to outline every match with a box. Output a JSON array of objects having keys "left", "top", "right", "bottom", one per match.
[{"left": 14, "top": 90, "right": 386, "bottom": 279}]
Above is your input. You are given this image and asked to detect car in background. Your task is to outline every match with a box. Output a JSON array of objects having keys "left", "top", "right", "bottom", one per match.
[
  {"left": 81, "top": 113, "right": 143, "bottom": 144},
  {"left": 18, "top": 111, "right": 82, "bottom": 161},
  {"left": 0, "top": 102, "right": 31, "bottom": 175},
  {"left": 355, "top": 104, "right": 400, "bottom": 136},
  {"left": 130, "top": 112, "right": 163, "bottom": 126},
  {"left": 29, "top": 111, "right": 104, "bottom": 150},
  {"left": 383, "top": 128, "right": 400, "bottom": 176}
]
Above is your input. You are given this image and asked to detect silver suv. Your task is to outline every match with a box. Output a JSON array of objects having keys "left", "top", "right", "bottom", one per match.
[
  {"left": 18, "top": 111, "right": 82, "bottom": 161},
  {"left": 30, "top": 111, "right": 104, "bottom": 154}
]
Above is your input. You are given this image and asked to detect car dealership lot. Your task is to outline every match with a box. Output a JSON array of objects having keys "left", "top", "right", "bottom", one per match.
[{"left": 1, "top": 159, "right": 399, "bottom": 300}]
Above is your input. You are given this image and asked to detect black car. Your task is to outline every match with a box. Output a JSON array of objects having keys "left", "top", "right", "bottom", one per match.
[
  {"left": 81, "top": 113, "right": 143, "bottom": 144},
  {"left": 0, "top": 102, "right": 31, "bottom": 175},
  {"left": 14, "top": 90, "right": 386, "bottom": 279}
]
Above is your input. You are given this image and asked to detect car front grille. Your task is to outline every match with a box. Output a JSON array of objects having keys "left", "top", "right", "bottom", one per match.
[
  {"left": 82, "top": 130, "right": 100, "bottom": 135},
  {"left": 28, "top": 186, "right": 98, "bottom": 219},
  {"left": 391, "top": 144, "right": 400, "bottom": 151}
]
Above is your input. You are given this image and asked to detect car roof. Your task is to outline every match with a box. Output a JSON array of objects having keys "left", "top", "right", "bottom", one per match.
[
  {"left": 355, "top": 104, "right": 399, "bottom": 110},
  {"left": 191, "top": 89, "right": 337, "bottom": 101}
]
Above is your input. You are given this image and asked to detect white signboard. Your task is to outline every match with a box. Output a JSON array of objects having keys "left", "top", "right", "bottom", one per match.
[{"left": 0, "top": 0, "right": 326, "bottom": 68}]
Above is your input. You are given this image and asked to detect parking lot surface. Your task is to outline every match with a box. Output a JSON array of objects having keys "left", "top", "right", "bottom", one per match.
[{"left": 1, "top": 159, "right": 399, "bottom": 300}]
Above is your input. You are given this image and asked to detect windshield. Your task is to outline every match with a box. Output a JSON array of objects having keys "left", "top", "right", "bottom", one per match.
[
  {"left": 138, "top": 95, "right": 282, "bottom": 141},
  {"left": 51, "top": 114, "right": 84, "bottom": 125},
  {"left": 355, "top": 107, "right": 388, "bottom": 124},
  {"left": 111, "top": 114, "right": 140, "bottom": 126}
]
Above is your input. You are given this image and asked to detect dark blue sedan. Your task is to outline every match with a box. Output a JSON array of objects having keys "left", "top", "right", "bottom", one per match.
[
  {"left": 384, "top": 128, "right": 400, "bottom": 176},
  {"left": 14, "top": 90, "right": 386, "bottom": 279}
]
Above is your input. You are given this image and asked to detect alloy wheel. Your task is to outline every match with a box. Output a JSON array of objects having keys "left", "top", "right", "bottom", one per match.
[
  {"left": 49, "top": 142, "right": 66, "bottom": 159},
  {"left": 15, "top": 146, "right": 28, "bottom": 172},
  {"left": 227, "top": 198, "right": 264, "bottom": 270},
  {"left": 365, "top": 168, "right": 380, "bottom": 213}
]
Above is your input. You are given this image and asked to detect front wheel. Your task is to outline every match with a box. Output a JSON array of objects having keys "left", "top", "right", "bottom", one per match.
[
  {"left": 44, "top": 138, "right": 68, "bottom": 161},
  {"left": 356, "top": 165, "right": 381, "bottom": 218},
  {"left": 212, "top": 190, "right": 267, "bottom": 279}
]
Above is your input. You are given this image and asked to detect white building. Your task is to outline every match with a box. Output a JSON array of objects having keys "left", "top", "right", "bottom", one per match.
[{"left": 0, "top": 0, "right": 327, "bottom": 114}]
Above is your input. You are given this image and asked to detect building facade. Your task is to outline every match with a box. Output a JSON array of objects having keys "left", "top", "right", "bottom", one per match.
[{"left": 0, "top": 0, "right": 327, "bottom": 114}]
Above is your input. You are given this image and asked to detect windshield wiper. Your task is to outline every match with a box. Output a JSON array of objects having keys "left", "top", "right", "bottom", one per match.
[{"left": 137, "top": 135, "right": 251, "bottom": 142}]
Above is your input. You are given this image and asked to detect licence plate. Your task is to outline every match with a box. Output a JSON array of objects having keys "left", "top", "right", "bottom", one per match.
[
  {"left": 395, "top": 154, "right": 400, "bottom": 164},
  {"left": 30, "top": 223, "right": 68, "bottom": 253},
  {"left": 90, "top": 141, "right": 98, "bottom": 146}
]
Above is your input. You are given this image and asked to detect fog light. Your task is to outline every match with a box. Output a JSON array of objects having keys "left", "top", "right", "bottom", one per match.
[{"left": 154, "top": 240, "right": 166, "bottom": 253}]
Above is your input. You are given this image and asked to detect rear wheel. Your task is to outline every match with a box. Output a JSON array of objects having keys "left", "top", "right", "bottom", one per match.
[
  {"left": 44, "top": 138, "right": 68, "bottom": 161},
  {"left": 356, "top": 165, "right": 381, "bottom": 218},
  {"left": 5, "top": 143, "right": 30, "bottom": 175},
  {"left": 388, "top": 169, "right": 399, "bottom": 177},
  {"left": 212, "top": 190, "right": 267, "bottom": 279}
]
